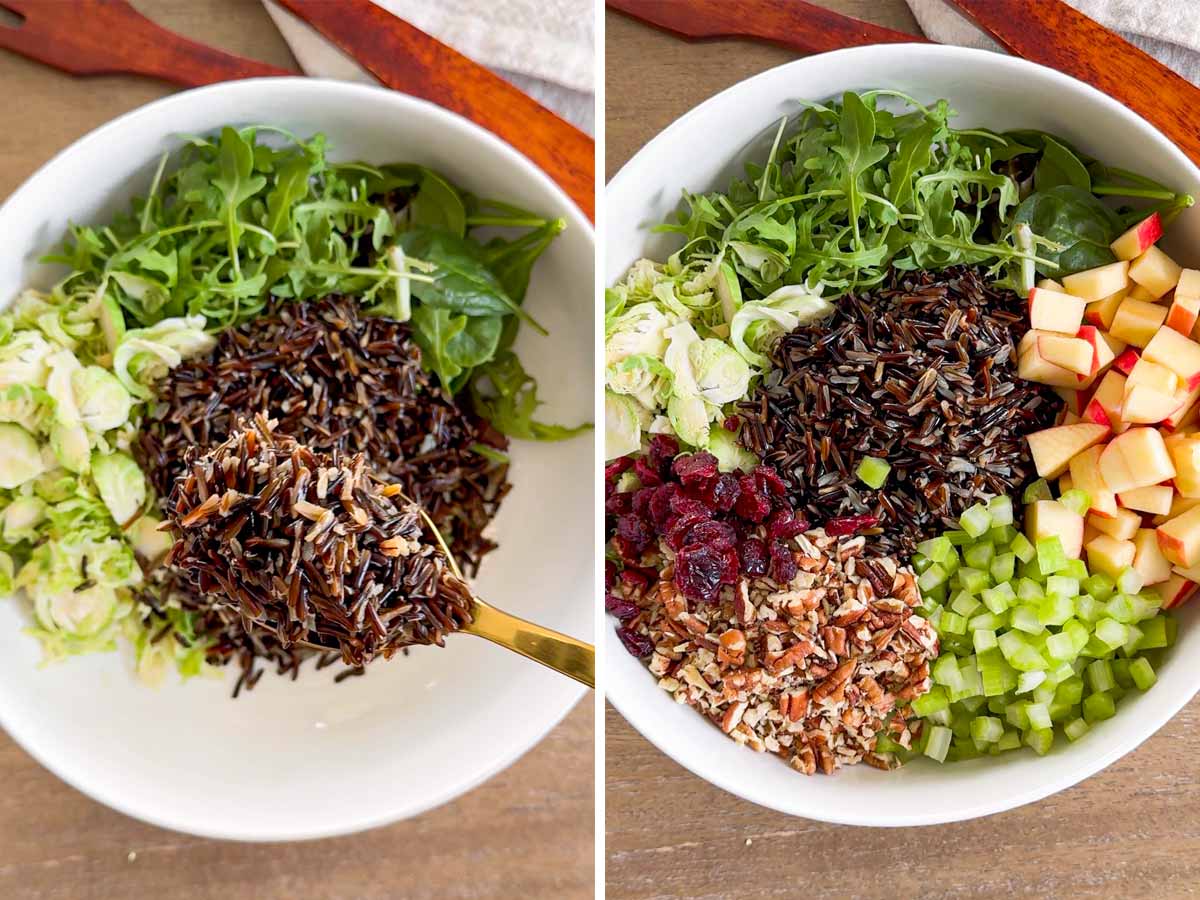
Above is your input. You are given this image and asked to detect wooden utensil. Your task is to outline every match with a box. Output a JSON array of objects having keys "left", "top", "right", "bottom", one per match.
[
  {"left": 0, "top": 0, "right": 294, "bottom": 85},
  {"left": 607, "top": 0, "right": 925, "bottom": 53},
  {"left": 275, "top": 0, "right": 595, "bottom": 221},
  {"left": 946, "top": 0, "right": 1200, "bottom": 167}
]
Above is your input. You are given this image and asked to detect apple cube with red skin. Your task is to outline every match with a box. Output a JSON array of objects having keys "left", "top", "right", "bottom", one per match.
[
  {"left": 1054, "top": 387, "right": 1088, "bottom": 416},
  {"left": 1026, "top": 422, "right": 1110, "bottom": 479},
  {"left": 1037, "top": 334, "right": 1094, "bottom": 375},
  {"left": 1155, "top": 574, "right": 1198, "bottom": 610},
  {"left": 1154, "top": 494, "right": 1200, "bottom": 526},
  {"left": 1026, "top": 500, "right": 1085, "bottom": 560},
  {"left": 1085, "top": 370, "right": 1125, "bottom": 430},
  {"left": 1128, "top": 284, "right": 1158, "bottom": 302},
  {"left": 1121, "top": 386, "right": 1184, "bottom": 424},
  {"left": 1129, "top": 245, "right": 1182, "bottom": 298},
  {"left": 1038, "top": 278, "right": 1065, "bottom": 291},
  {"left": 1085, "top": 534, "right": 1136, "bottom": 578},
  {"left": 1089, "top": 507, "right": 1141, "bottom": 541},
  {"left": 1164, "top": 389, "right": 1200, "bottom": 431},
  {"left": 1076, "top": 326, "right": 1115, "bottom": 378},
  {"left": 1167, "top": 294, "right": 1200, "bottom": 335},
  {"left": 1176, "top": 268, "right": 1200, "bottom": 300},
  {"left": 1110, "top": 213, "right": 1163, "bottom": 261},
  {"left": 1125, "top": 358, "right": 1180, "bottom": 395},
  {"left": 1070, "top": 445, "right": 1118, "bottom": 518},
  {"left": 1165, "top": 433, "right": 1200, "bottom": 497},
  {"left": 1133, "top": 528, "right": 1173, "bottom": 585},
  {"left": 1028, "top": 287, "right": 1086, "bottom": 334},
  {"left": 1084, "top": 290, "right": 1126, "bottom": 330},
  {"left": 1063, "top": 260, "right": 1129, "bottom": 301},
  {"left": 1098, "top": 427, "right": 1175, "bottom": 493},
  {"left": 1113, "top": 348, "right": 1140, "bottom": 376},
  {"left": 1109, "top": 298, "right": 1168, "bottom": 347},
  {"left": 1156, "top": 503, "right": 1200, "bottom": 567},
  {"left": 1018, "top": 347, "right": 1088, "bottom": 388},
  {"left": 1143, "top": 326, "right": 1200, "bottom": 391},
  {"left": 1118, "top": 484, "right": 1174, "bottom": 515}
]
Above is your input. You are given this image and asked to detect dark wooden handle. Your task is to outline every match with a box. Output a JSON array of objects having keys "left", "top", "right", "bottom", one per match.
[
  {"left": 949, "top": 0, "right": 1200, "bottom": 167},
  {"left": 276, "top": 0, "right": 595, "bottom": 222},
  {"left": 608, "top": 0, "right": 924, "bottom": 53}
]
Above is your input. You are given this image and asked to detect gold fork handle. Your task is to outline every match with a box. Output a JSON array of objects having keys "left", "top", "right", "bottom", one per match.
[{"left": 465, "top": 600, "right": 595, "bottom": 689}]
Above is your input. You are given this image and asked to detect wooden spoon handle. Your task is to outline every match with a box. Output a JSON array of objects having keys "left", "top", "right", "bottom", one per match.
[
  {"left": 465, "top": 600, "right": 595, "bottom": 689},
  {"left": 0, "top": 0, "right": 294, "bottom": 86},
  {"left": 275, "top": 0, "right": 595, "bottom": 222},
  {"left": 608, "top": 0, "right": 924, "bottom": 54}
]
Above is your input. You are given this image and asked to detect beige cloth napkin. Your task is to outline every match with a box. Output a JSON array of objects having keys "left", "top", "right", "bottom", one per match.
[
  {"left": 905, "top": 0, "right": 1200, "bottom": 85},
  {"left": 262, "top": 0, "right": 595, "bottom": 134}
]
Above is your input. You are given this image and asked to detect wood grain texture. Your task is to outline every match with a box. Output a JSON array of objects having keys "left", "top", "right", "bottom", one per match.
[
  {"left": 0, "top": 3, "right": 594, "bottom": 898},
  {"left": 605, "top": 4, "right": 1200, "bottom": 898},
  {"left": 276, "top": 0, "right": 595, "bottom": 221}
]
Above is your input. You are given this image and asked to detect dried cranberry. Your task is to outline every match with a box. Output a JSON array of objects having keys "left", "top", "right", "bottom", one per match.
[
  {"left": 619, "top": 566, "right": 651, "bottom": 592},
  {"left": 734, "top": 475, "right": 771, "bottom": 522},
  {"left": 617, "top": 626, "right": 654, "bottom": 658},
  {"left": 769, "top": 540, "right": 798, "bottom": 584},
  {"left": 604, "top": 456, "right": 633, "bottom": 482},
  {"left": 753, "top": 465, "right": 788, "bottom": 497},
  {"left": 648, "top": 483, "right": 680, "bottom": 529},
  {"left": 605, "top": 559, "right": 618, "bottom": 590},
  {"left": 684, "top": 519, "right": 738, "bottom": 550},
  {"left": 722, "top": 415, "right": 741, "bottom": 433},
  {"left": 767, "top": 507, "right": 808, "bottom": 540},
  {"left": 719, "top": 546, "right": 740, "bottom": 584},
  {"left": 647, "top": 433, "right": 680, "bottom": 471},
  {"left": 610, "top": 536, "right": 641, "bottom": 564},
  {"left": 605, "top": 594, "right": 640, "bottom": 621},
  {"left": 739, "top": 538, "right": 768, "bottom": 576},
  {"left": 824, "top": 514, "right": 879, "bottom": 536},
  {"left": 665, "top": 509, "right": 712, "bottom": 551},
  {"left": 672, "top": 451, "right": 720, "bottom": 488},
  {"left": 616, "top": 514, "right": 653, "bottom": 550},
  {"left": 668, "top": 495, "right": 712, "bottom": 519},
  {"left": 710, "top": 473, "right": 741, "bottom": 512},
  {"left": 605, "top": 492, "right": 633, "bottom": 516},
  {"left": 631, "top": 487, "right": 656, "bottom": 519},
  {"left": 674, "top": 544, "right": 727, "bottom": 602},
  {"left": 633, "top": 456, "right": 662, "bottom": 487}
]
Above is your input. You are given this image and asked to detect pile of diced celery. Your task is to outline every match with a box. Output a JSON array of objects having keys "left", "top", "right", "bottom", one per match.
[{"left": 887, "top": 487, "right": 1175, "bottom": 764}]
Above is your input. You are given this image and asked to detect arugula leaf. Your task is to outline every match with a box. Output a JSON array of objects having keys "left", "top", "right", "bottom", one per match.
[
  {"left": 480, "top": 217, "right": 566, "bottom": 303},
  {"left": 469, "top": 351, "right": 591, "bottom": 442},
  {"left": 212, "top": 127, "right": 267, "bottom": 280}
]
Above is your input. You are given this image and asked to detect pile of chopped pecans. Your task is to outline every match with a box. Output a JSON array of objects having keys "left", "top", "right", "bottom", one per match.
[{"left": 617, "top": 528, "right": 939, "bottom": 774}]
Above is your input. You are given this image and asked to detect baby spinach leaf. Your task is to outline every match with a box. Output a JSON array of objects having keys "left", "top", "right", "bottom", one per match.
[
  {"left": 410, "top": 304, "right": 467, "bottom": 390},
  {"left": 1012, "top": 185, "right": 1122, "bottom": 275},
  {"left": 1034, "top": 136, "right": 1091, "bottom": 192}
]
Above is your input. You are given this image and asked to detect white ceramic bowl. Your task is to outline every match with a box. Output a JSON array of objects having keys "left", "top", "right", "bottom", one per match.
[
  {"left": 0, "top": 78, "right": 594, "bottom": 840},
  {"left": 606, "top": 44, "right": 1200, "bottom": 825}
]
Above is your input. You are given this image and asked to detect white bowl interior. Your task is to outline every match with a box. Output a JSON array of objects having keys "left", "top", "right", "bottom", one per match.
[
  {"left": 606, "top": 44, "right": 1200, "bottom": 825},
  {"left": 0, "top": 79, "right": 594, "bottom": 840}
]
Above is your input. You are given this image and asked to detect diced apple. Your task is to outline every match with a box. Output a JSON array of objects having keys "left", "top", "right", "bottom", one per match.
[
  {"left": 1084, "top": 290, "right": 1126, "bottom": 330},
  {"left": 1109, "top": 298, "right": 1168, "bottom": 347},
  {"left": 1058, "top": 474, "right": 1075, "bottom": 494},
  {"left": 1143, "top": 326, "right": 1200, "bottom": 391},
  {"left": 1026, "top": 500, "right": 1085, "bottom": 560},
  {"left": 1177, "top": 268, "right": 1200, "bottom": 300},
  {"left": 1089, "top": 507, "right": 1141, "bottom": 540},
  {"left": 1085, "top": 534, "right": 1136, "bottom": 578},
  {"left": 1113, "top": 348, "right": 1140, "bottom": 375},
  {"left": 1076, "top": 326, "right": 1114, "bottom": 377},
  {"left": 1054, "top": 387, "right": 1088, "bottom": 416},
  {"left": 1063, "top": 260, "right": 1130, "bottom": 301},
  {"left": 1125, "top": 358, "right": 1180, "bottom": 395},
  {"left": 1070, "top": 445, "right": 1118, "bottom": 518},
  {"left": 1133, "top": 528, "right": 1173, "bottom": 585},
  {"left": 1110, "top": 212, "right": 1163, "bottom": 261},
  {"left": 1038, "top": 278, "right": 1065, "bottom": 291},
  {"left": 1098, "top": 426, "right": 1176, "bottom": 493},
  {"left": 1166, "top": 433, "right": 1200, "bottom": 497},
  {"left": 1026, "top": 422, "right": 1110, "bottom": 479},
  {"left": 1127, "top": 284, "right": 1158, "bottom": 302},
  {"left": 1154, "top": 494, "right": 1200, "bottom": 526},
  {"left": 1164, "top": 388, "right": 1200, "bottom": 432},
  {"left": 1028, "top": 287, "right": 1087, "bottom": 333},
  {"left": 1098, "top": 330, "right": 1127, "bottom": 358},
  {"left": 1118, "top": 484, "right": 1174, "bottom": 515},
  {"left": 1019, "top": 347, "right": 1087, "bottom": 388},
  {"left": 1157, "top": 503, "right": 1200, "bottom": 567},
  {"left": 1085, "top": 370, "right": 1125, "bottom": 430},
  {"left": 1155, "top": 573, "right": 1198, "bottom": 610},
  {"left": 1167, "top": 294, "right": 1200, "bottom": 335},
  {"left": 1037, "top": 334, "right": 1094, "bottom": 375},
  {"left": 1129, "top": 245, "right": 1183, "bottom": 298},
  {"left": 1121, "top": 386, "right": 1184, "bottom": 424}
]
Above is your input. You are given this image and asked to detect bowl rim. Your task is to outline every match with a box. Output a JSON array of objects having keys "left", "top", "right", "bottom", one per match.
[
  {"left": 0, "top": 75, "right": 594, "bottom": 842},
  {"left": 605, "top": 42, "right": 1200, "bottom": 826}
]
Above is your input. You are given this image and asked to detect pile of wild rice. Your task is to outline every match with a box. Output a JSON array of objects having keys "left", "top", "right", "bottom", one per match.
[
  {"left": 137, "top": 295, "right": 506, "bottom": 687},
  {"left": 165, "top": 416, "right": 475, "bottom": 668},
  {"left": 610, "top": 528, "right": 938, "bottom": 774},
  {"left": 736, "top": 267, "right": 1062, "bottom": 556}
]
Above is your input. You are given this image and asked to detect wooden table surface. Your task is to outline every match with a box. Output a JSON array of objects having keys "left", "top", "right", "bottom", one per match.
[
  {"left": 0, "top": 3, "right": 593, "bottom": 899},
  {"left": 605, "top": 5, "right": 1200, "bottom": 899}
]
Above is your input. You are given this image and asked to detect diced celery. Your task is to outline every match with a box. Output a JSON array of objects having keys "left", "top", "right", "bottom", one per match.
[
  {"left": 988, "top": 495, "right": 1015, "bottom": 526},
  {"left": 973, "top": 628, "right": 998, "bottom": 653},
  {"left": 1023, "top": 479, "right": 1052, "bottom": 503},
  {"left": 1111, "top": 658, "right": 1133, "bottom": 689},
  {"left": 991, "top": 552, "right": 1016, "bottom": 584},
  {"left": 1082, "top": 573, "right": 1115, "bottom": 601},
  {"left": 857, "top": 456, "right": 891, "bottom": 489},
  {"left": 1105, "top": 594, "right": 1138, "bottom": 624},
  {"left": 1061, "top": 558, "right": 1089, "bottom": 580},
  {"left": 1075, "top": 595, "right": 1102, "bottom": 624},
  {"left": 926, "top": 708, "right": 952, "bottom": 727},
  {"left": 1167, "top": 616, "right": 1178, "bottom": 648},
  {"left": 981, "top": 587, "right": 1011, "bottom": 615},
  {"left": 1045, "top": 631, "right": 1078, "bottom": 662},
  {"left": 1129, "top": 657, "right": 1157, "bottom": 690},
  {"left": 875, "top": 734, "right": 906, "bottom": 754},
  {"left": 990, "top": 524, "right": 1018, "bottom": 546},
  {"left": 1065, "top": 717, "right": 1090, "bottom": 742},
  {"left": 968, "top": 611, "right": 1004, "bottom": 632},
  {"left": 1049, "top": 662, "right": 1075, "bottom": 684},
  {"left": 945, "top": 529, "right": 971, "bottom": 546},
  {"left": 1010, "top": 532, "right": 1036, "bottom": 563},
  {"left": 923, "top": 725, "right": 953, "bottom": 762},
  {"left": 1059, "top": 489, "right": 1091, "bottom": 516},
  {"left": 964, "top": 542, "right": 996, "bottom": 570},
  {"left": 950, "top": 591, "right": 982, "bottom": 617},
  {"left": 1006, "top": 702, "right": 1030, "bottom": 730},
  {"left": 1037, "top": 536, "right": 1068, "bottom": 575},
  {"left": 1110, "top": 683, "right": 1127, "bottom": 702},
  {"left": 1046, "top": 576, "right": 1080, "bottom": 598},
  {"left": 919, "top": 563, "right": 949, "bottom": 593},
  {"left": 1138, "top": 615, "right": 1169, "bottom": 650},
  {"left": 1055, "top": 677, "right": 1084, "bottom": 707},
  {"left": 960, "top": 503, "right": 992, "bottom": 538},
  {"left": 987, "top": 697, "right": 1006, "bottom": 715},
  {"left": 932, "top": 654, "right": 964, "bottom": 690},
  {"left": 1122, "top": 623, "right": 1144, "bottom": 655},
  {"left": 998, "top": 631, "right": 1046, "bottom": 672},
  {"left": 950, "top": 710, "right": 974, "bottom": 738},
  {"left": 1081, "top": 635, "right": 1114, "bottom": 659},
  {"left": 1025, "top": 727, "right": 1055, "bottom": 756},
  {"left": 1129, "top": 594, "right": 1160, "bottom": 622},
  {"left": 1016, "top": 578, "right": 1044, "bottom": 603},
  {"left": 924, "top": 584, "right": 948, "bottom": 607},
  {"left": 1117, "top": 567, "right": 1144, "bottom": 596},
  {"left": 1011, "top": 605, "right": 1044, "bottom": 635},
  {"left": 970, "top": 716, "right": 1005, "bottom": 743},
  {"left": 996, "top": 729, "right": 1023, "bottom": 752},
  {"left": 911, "top": 685, "right": 949, "bottom": 717},
  {"left": 1026, "top": 702, "right": 1052, "bottom": 731},
  {"left": 1083, "top": 691, "right": 1116, "bottom": 723},
  {"left": 1062, "top": 619, "right": 1090, "bottom": 653},
  {"left": 1094, "top": 618, "right": 1128, "bottom": 650},
  {"left": 940, "top": 611, "right": 967, "bottom": 635},
  {"left": 1086, "top": 659, "right": 1115, "bottom": 693},
  {"left": 978, "top": 647, "right": 1018, "bottom": 696},
  {"left": 917, "top": 535, "right": 956, "bottom": 566},
  {"left": 957, "top": 567, "right": 991, "bottom": 595},
  {"left": 954, "top": 657, "right": 983, "bottom": 699},
  {"left": 912, "top": 553, "right": 932, "bottom": 573},
  {"left": 958, "top": 695, "right": 986, "bottom": 714},
  {"left": 1016, "top": 670, "right": 1046, "bottom": 694},
  {"left": 1038, "top": 593, "right": 1074, "bottom": 627}
]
